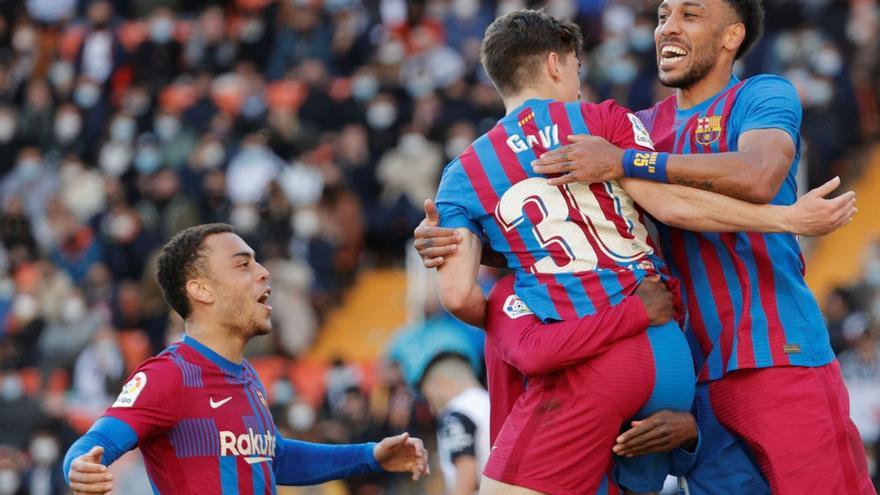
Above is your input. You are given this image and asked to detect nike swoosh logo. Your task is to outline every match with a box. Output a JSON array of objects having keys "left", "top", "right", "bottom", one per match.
[
  {"left": 245, "top": 457, "right": 271, "bottom": 464},
  {"left": 209, "top": 396, "right": 232, "bottom": 408}
]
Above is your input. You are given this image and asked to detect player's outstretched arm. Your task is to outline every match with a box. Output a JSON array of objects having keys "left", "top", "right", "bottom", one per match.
[
  {"left": 273, "top": 432, "right": 429, "bottom": 486},
  {"left": 485, "top": 276, "right": 672, "bottom": 376},
  {"left": 437, "top": 227, "right": 486, "bottom": 328},
  {"left": 63, "top": 417, "right": 139, "bottom": 495},
  {"left": 621, "top": 176, "right": 856, "bottom": 236}
]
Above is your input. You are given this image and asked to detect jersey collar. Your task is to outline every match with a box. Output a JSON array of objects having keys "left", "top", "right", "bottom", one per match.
[
  {"left": 675, "top": 76, "right": 740, "bottom": 118},
  {"left": 182, "top": 335, "right": 245, "bottom": 375}
]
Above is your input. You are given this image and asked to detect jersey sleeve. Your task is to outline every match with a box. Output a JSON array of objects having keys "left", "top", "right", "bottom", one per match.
[
  {"left": 582, "top": 100, "right": 656, "bottom": 151},
  {"left": 438, "top": 411, "right": 478, "bottom": 463},
  {"left": 103, "top": 355, "right": 183, "bottom": 440},
  {"left": 735, "top": 75, "right": 802, "bottom": 145},
  {"left": 435, "top": 161, "right": 481, "bottom": 237},
  {"left": 484, "top": 275, "right": 650, "bottom": 377}
]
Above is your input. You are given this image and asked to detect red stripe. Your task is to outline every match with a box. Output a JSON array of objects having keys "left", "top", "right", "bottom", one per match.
[
  {"left": 668, "top": 229, "right": 713, "bottom": 364},
  {"left": 579, "top": 271, "right": 612, "bottom": 313},
  {"left": 261, "top": 463, "right": 272, "bottom": 495},
  {"left": 237, "top": 459, "right": 253, "bottom": 495},
  {"left": 464, "top": 142, "right": 578, "bottom": 320},
  {"left": 548, "top": 102, "right": 574, "bottom": 147},
  {"left": 718, "top": 234, "right": 756, "bottom": 370},
  {"left": 516, "top": 108, "right": 548, "bottom": 156},
  {"left": 747, "top": 233, "right": 791, "bottom": 366}
]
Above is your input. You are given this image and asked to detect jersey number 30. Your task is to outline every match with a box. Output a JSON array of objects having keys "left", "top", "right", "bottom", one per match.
[{"left": 495, "top": 178, "right": 652, "bottom": 274}]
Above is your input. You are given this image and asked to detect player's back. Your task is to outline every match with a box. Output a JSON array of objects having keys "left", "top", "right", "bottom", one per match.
[
  {"left": 104, "top": 336, "right": 279, "bottom": 494},
  {"left": 436, "top": 98, "right": 662, "bottom": 323}
]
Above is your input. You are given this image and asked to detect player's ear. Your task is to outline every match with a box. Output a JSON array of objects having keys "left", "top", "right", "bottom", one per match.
[
  {"left": 722, "top": 22, "right": 745, "bottom": 54},
  {"left": 186, "top": 279, "right": 215, "bottom": 305},
  {"left": 547, "top": 51, "right": 563, "bottom": 83}
]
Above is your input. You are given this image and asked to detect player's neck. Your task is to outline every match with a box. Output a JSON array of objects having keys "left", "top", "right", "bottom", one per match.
[
  {"left": 503, "top": 87, "right": 566, "bottom": 115},
  {"left": 676, "top": 65, "right": 735, "bottom": 110},
  {"left": 185, "top": 321, "right": 247, "bottom": 365}
]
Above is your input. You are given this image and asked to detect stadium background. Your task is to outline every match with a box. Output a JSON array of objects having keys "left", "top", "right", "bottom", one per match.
[{"left": 0, "top": 0, "right": 878, "bottom": 493}]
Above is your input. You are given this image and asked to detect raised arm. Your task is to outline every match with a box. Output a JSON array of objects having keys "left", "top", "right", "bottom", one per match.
[
  {"left": 485, "top": 275, "right": 672, "bottom": 376},
  {"left": 437, "top": 228, "right": 486, "bottom": 327},
  {"left": 621, "top": 176, "right": 856, "bottom": 236}
]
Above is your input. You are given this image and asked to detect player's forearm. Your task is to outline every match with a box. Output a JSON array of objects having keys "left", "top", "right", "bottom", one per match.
[
  {"left": 440, "top": 285, "right": 486, "bottom": 328},
  {"left": 273, "top": 438, "right": 381, "bottom": 485},
  {"left": 451, "top": 457, "right": 479, "bottom": 495},
  {"left": 665, "top": 151, "right": 781, "bottom": 203},
  {"left": 623, "top": 179, "right": 793, "bottom": 233},
  {"left": 63, "top": 417, "right": 138, "bottom": 483},
  {"left": 499, "top": 296, "right": 649, "bottom": 376},
  {"left": 438, "top": 229, "right": 486, "bottom": 327}
]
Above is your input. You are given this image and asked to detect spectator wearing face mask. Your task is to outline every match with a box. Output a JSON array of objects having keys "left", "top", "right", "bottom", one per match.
[
  {"left": 75, "top": 0, "right": 124, "bottom": 87},
  {"left": 132, "top": 7, "right": 182, "bottom": 94},
  {"left": 22, "top": 429, "right": 65, "bottom": 495}
]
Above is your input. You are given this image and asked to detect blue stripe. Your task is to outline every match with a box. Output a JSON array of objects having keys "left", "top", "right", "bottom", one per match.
[
  {"left": 149, "top": 476, "right": 159, "bottom": 495},
  {"left": 681, "top": 232, "right": 724, "bottom": 377},
  {"left": 554, "top": 272, "right": 594, "bottom": 316},
  {"left": 597, "top": 472, "right": 609, "bottom": 494},
  {"left": 252, "top": 462, "right": 266, "bottom": 495},
  {"left": 564, "top": 101, "right": 590, "bottom": 135},
  {"left": 220, "top": 455, "right": 238, "bottom": 494}
]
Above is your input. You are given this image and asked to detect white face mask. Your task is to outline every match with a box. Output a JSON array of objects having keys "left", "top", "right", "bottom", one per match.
[
  {"left": 55, "top": 112, "right": 82, "bottom": 142},
  {"left": 0, "top": 469, "right": 20, "bottom": 495},
  {"left": 366, "top": 102, "right": 397, "bottom": 130},
  {"left": 150, "top": 17, "right": 175, "bottom": 43},
  {"left": 30, "top": 436, "right": 60, "bottom": 466},
  {"left": 74, "top": 83, "right": 102, "bottom": 108},
  {"left": 154, "top": 115, "right": 181, "bottom": 142},
  {"left": 231, "top": 204, "right": 260, "bottom": 233},
  {"left": 0, "top": 114, "right": 16, "bottom": 142},
  {"left": 287, "top": 402, "right": 316, "bottom": 431},
  {"left": 199, "top": 142, "right": 225, "bottom": 169},
  {"left": 445, "top": 136, "right": 470, "bottom": 158},
  {"left": 398, "top": 133, "right": 427, "bottom": 154},
  {"left": 99, "top": 142, "right": 133, "bottom": 177},
  {"left": 110, "top": 117, "right": 136, "bottom": 142},
  {"left": 12, "top": 27, "right": 35, "bottom": 53},
  {"left": 61, "top": 296, "right": 87, "bottom": 324}
]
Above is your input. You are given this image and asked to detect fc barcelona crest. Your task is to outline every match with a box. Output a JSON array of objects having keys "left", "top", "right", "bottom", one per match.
[{"left": 695, "top": 116, "right": 723, "bottom": 145}]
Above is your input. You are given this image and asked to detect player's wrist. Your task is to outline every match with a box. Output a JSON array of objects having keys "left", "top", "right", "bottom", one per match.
[{"left": 621, "top": 149, "right": 669, "bottom": 183}]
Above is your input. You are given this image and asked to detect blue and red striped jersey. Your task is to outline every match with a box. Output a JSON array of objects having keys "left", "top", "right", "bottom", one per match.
[
  {"left": 104, "top": 336, "right": 281, "bottom": 494},
  {"left": 435, "top": 99, "right": 660, "bottom": 322},
  {"left": 636, "top": 75, "right": 835, "bottom": 382}
]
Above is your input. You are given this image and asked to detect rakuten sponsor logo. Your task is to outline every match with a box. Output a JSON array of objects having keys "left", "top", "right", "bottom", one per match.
[{"left": 219, "top": 429, "right": 276, "bottom": 458}]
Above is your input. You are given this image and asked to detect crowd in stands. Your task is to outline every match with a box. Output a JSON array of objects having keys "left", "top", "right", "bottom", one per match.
[{"left": 0, "top": 0, "right": 877, "bottom": 493}]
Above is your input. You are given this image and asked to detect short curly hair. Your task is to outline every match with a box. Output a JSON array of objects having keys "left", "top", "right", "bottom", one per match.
[
  {"left": 722, "top": 0, "right": 764, "bottom": 60},
  {"left": 481, "top": 9, "right": 583, "bottom": 96},
  {"left": 156, "top": 223, "right": 234, "bottom": 319}
]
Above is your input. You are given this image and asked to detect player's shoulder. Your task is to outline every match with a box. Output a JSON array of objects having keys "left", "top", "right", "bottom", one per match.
[
  {"left": 130, "top": 347, "right": 187, "bottom": 382},
  {"left": 635, "top": 94, "right": 677, "bottom": 124},
  {"left": 738, "top": 74, "right": 799, "bottom": 100},
  {"left": 580, "top": 98, "right": 630, "bottom": 119},
  {"left": 111, "top": 351, "right": 184, "bottom": 408}
]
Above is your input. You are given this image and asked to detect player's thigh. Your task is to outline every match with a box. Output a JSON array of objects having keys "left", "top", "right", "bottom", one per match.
[
  {"left": 683, "top": 383, "right": 769, "bottom": 495},
  {"left": 709, "top": 363, "right": 873, "bottom": 495},
  {"left": 480, "top": 475, "right": 545, "bottom": 495}
]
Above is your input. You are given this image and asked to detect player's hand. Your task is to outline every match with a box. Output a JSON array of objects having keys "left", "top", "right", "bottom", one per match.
[
  {"left": 374, "top": 432, "right": 430, "bottom": 481},
  {"left": 531, "top": 135, "right": 625, "bottom": 186},
  {"left": 414, "top": 198, "right": 461, "bottom": 268},
  {"left": 613, "top": 411, "right": 698, "bottom": 457},
  {"left": 634, "top": 276, "right": 674, "bottom": 326},
  {"left": 68, "top": 446, "right": 113, "bottom": 494},
  {"left": 783, "top": 176, "right": 856, "bottom": 236}
]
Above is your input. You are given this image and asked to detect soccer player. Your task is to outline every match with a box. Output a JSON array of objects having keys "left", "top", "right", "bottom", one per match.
[
  {"left": 63, "top": 223, "right": 429, "bottom": 495},
  {"left": 428, "top": 9, "right": 856, "bottom": 495},
  {"left": 419, "top": 354, "right": 491, "bottom": 495},
  {"left": 527, "top": 0, "right": 875, "bottom": 493}
]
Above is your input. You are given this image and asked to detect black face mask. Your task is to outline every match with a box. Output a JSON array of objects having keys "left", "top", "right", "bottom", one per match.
[{"left": 92, "top": 20, "right": 108, "bottom": 30}]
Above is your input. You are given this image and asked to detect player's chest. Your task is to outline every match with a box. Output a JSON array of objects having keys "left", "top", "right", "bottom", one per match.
[{"left": 178, "top": 375, "right": 275, "bottom": 434}]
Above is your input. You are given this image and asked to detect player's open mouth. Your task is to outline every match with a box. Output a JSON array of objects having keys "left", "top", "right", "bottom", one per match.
[
  {"left": 257, "top": 288, "right": 272, "bottom": 312},
  {"left": 659, "top": 43, "right": 689, "bottom": 70}
]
